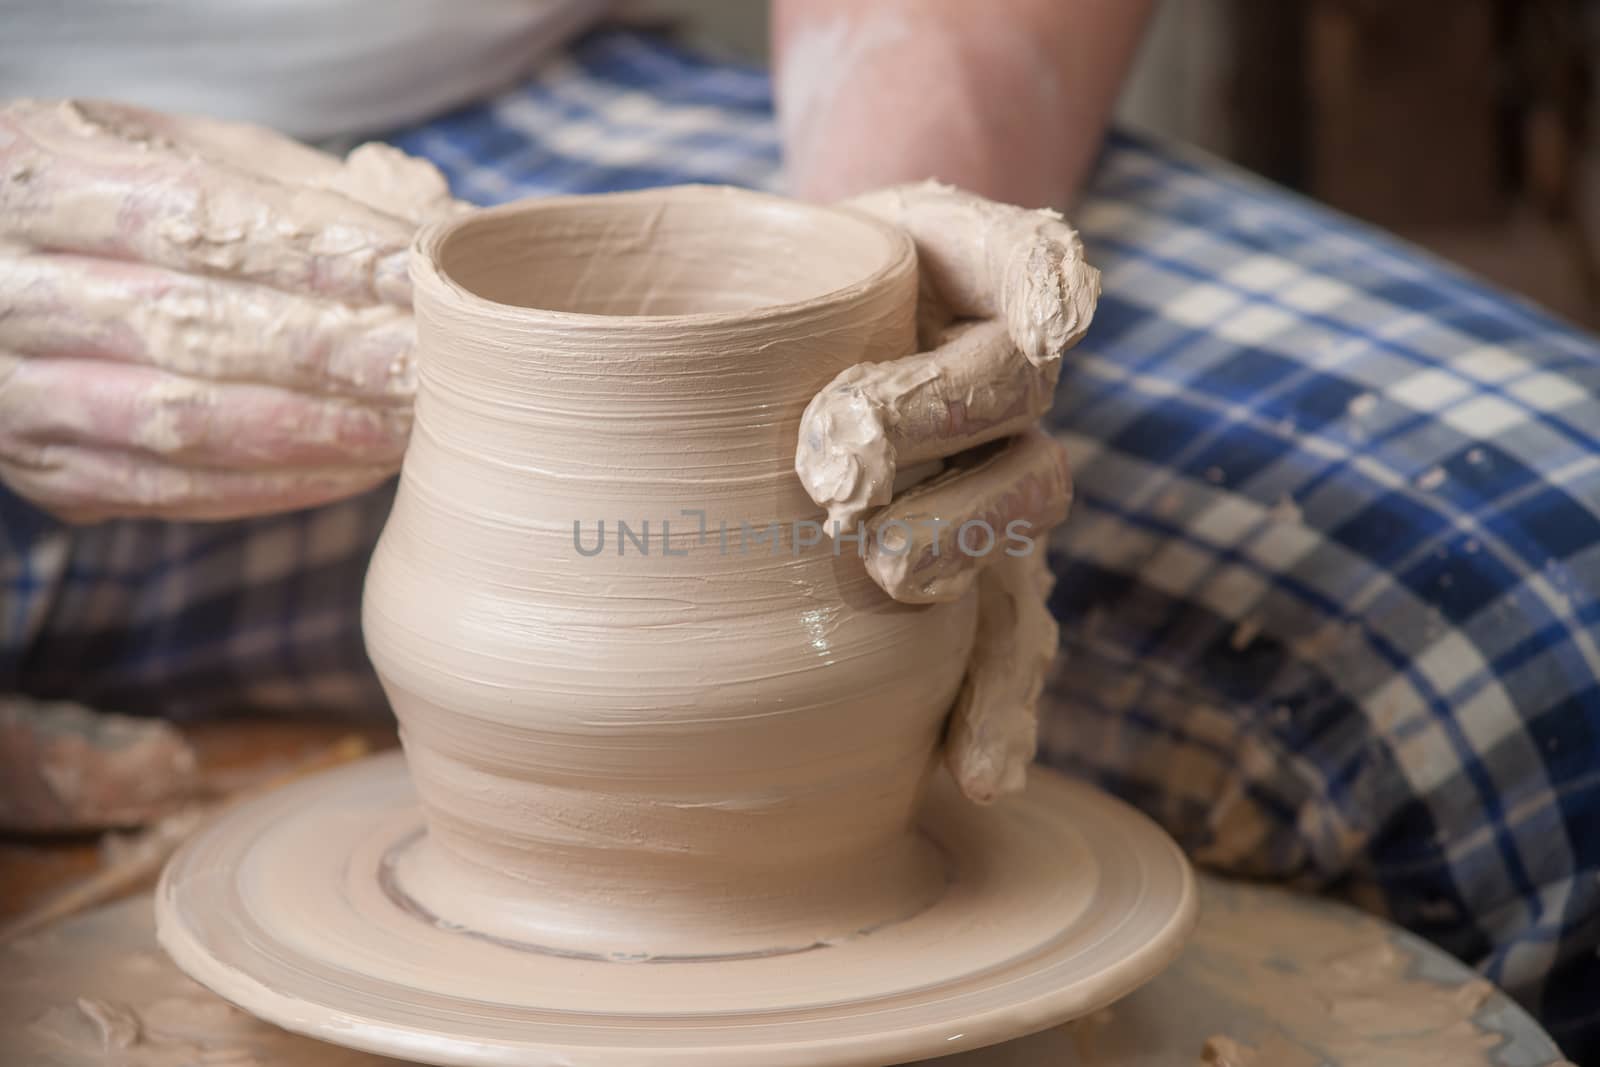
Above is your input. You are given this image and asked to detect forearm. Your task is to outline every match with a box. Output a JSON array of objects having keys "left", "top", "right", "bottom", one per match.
[{"left": 773, "top": 0, "right": 1153, "bottom": 208}]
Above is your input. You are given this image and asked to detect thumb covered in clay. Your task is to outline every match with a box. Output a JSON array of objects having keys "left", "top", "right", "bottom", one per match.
[
  {"left": 842, "top": 179, "right": 1099, "bottom": 367},
  {"left": 0, "top": 98, "right": 465, "bottom": 522}
]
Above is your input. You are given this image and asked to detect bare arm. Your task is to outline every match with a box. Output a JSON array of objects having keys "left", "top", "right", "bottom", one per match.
[{"left": 773, "top": 0, "right": 1153, "bottom": 208}]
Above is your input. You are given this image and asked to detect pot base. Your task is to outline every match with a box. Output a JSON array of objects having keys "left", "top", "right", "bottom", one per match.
[
  {"left": 384, "top": 827, "right": 951, "bottom": 963},
  {"left": 156, "top": 753, "right": 1195, "bottom": 1067}
]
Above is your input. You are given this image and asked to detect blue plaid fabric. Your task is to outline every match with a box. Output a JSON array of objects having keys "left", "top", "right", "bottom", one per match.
[{"left": 3, "top": 26, "right": 1598, "bottom": 1061}]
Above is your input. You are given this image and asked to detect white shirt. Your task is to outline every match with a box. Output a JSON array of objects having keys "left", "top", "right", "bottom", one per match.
[{"left": 0, "top": 0, "right": 607, "bottom": 140}]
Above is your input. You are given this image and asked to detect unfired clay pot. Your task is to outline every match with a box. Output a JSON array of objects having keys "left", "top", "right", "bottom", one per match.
[
  {"left": 362, "top": 186, "right": 981, "bottom": 959},
  {"left": 158, "top": 185, "right": 1194, "bottom": 1066}
]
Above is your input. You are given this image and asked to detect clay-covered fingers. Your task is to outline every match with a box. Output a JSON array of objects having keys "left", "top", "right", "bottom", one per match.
[
  {"left": 0, "top": 355, "right": 411, "bottom": 469},
  {"left": 796, "top": 319, "right": 1059, "bottom": 531},
  {"left": 797, "top": 181, "right": 1088, "bottom": 797},
  {"left": 861, "top": 429, "right": 1071, "bottom": 605},
  {"left": 7, "top": 99, "right": 462, "bottom": 224},
  {"left": 944, "top": 551, "right": 1059, "bottom": 804},
  {"left": 843, "top": 180, "right": 1100, "bottom": 366},
  {"left": 0, "top": 441, "right": 398, "bottom": 524},
  {"left": 94, "top": 105, "right": 460, "bottom": 223},
  {"left": 28, "top": 99, "right": 353, "bottom": 188},
  {"left": 797, "top": 182, "right": 1096, "bottom": 544},
  {"left": 320, "top": 142, "right": 466, "bottom": 225},
  {"left": 0, "top": 252, "right": 416, "bottom": 398},
  {"left": 0, "top": 99, "right": 456, "bottom": 521},
  {"left": 0, "top": 99, "right": 437, "bottom": 305},
  {"left": 0, "top": 348, "right": 409, "bottom": 521}
]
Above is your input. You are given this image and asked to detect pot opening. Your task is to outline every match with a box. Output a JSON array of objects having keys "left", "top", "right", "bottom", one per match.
[{"left": 434, "top": 186, "right": 903, "bottom": 319}]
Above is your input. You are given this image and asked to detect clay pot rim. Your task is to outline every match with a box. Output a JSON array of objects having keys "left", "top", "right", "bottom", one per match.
[{"left": 411, "top": 184, "right": 917, "bottom": 330}]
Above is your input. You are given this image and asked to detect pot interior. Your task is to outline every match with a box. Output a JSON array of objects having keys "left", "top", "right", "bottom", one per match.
[{"left": 436, "top": 187, "right": 902, "bottom": 318}]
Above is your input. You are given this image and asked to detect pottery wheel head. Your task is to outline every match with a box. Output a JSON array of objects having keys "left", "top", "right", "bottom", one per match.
[{"left": 157, "top": 754, "right": 1194, "bottom": 1067}]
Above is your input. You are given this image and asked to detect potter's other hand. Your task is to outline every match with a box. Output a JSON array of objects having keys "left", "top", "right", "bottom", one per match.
[
  {"left": 796, "top": 181, "right": 1095, "bottom": 602},
  {"left": 794, "top": 182, "right": 1097, "bottom": 805},
  {"left": 0, "top": 99, "right": 462, "bottom": 522}
]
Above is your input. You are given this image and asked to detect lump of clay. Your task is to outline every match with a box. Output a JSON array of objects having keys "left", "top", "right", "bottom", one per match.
[{"left": 0, "top": 698, "right": 197, "bottom": 833}]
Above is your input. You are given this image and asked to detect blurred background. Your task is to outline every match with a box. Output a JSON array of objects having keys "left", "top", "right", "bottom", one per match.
[{"left": 627, "top": 0, "right": 1600, "bottom": 330}]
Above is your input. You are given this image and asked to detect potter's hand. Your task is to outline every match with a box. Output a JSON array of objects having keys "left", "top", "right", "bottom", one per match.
[
  {"left": 795, "top": 181, "right": 1098, "bottom": 803},
  {"left": 0, "top": 99, "right": 460, "bottom": 522},
  {"left": 797, "top": 181, "right": 1094, "bottom": 597}
]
